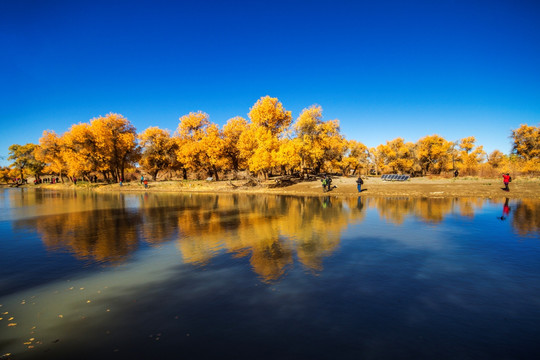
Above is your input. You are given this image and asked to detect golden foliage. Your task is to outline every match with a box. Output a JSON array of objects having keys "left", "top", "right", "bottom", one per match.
[
  {"left": 376, "top": 138, "right": 415, "bottom": 174},
  {"left": 6, "top": 101, "right": 540, "bottom": 179},
  {"left": 8, "top": 143, "right": 44, "bottom": 179},
  {"left": 248, "top": 95, "right": 292, "bottom": 135},
  {"left": 512, "top": 124, "right": 540, "bottom": 161},
  {"left": 139, "top": 127, "right": 178, "bottom": 180},
  {"left": 416, "top": 135, "right": 453, "bottom": 175},
  {"left": 35, "top": 131, "right": 67, "bottom": 178},
  {"left": 175, "top": 112, "right": 226, "bottom": 179},
  {"left": 222, "top": 116, "right": 249, "bottom": 171}
]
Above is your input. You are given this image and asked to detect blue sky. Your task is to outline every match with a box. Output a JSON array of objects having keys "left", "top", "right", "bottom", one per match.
[{"left": 1, "top": 0, "right": 539, "bottom": 166}]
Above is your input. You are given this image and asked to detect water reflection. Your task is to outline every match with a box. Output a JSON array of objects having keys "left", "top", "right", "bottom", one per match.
[
  {"left": 2, "top": 189, "right": 540, "bottom": 359},
  {"left": 8, "top": 191, "right": 540, "bottom": 282},
  {"left": 512, "top": 199, "right": 540, "bottom": 237}
]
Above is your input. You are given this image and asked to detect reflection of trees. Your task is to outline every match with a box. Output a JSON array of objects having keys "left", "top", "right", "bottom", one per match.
[
  {"left": 512, "top": 200, "right": 540, "bottom": 237},
  {"left": 15, "top": 207, "right": 142, "bottom": 263},
  {"left": 371, "top": 197, "right": 485, "bottom": 224},
  {"left": 138, "top": 193, "right": 186, "bottom": 246},
  {"left": 17, "top": 190, "right": 535, "bottom": 281},
  {"left": 173, "top": 195, "right": 364, "bottom": 282}
]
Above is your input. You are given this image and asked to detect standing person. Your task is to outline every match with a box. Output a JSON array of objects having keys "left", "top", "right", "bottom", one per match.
[
  {"left": 144, "top": 179, "right": 148, "bottom": 189},
  {"left": 140, "top": 175, "right": 144, "bottom": 184},
  {"left": 321, "top": 176, "right": 327, "bottom": 192},
  {"left": 356, "top": 176, "right": 364, "bottom": 193},
  {"left": 502, "top": 173, "right": 511, "bottom": 191}
]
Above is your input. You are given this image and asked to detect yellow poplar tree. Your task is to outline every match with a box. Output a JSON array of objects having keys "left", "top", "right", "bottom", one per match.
[
  {"left": 242, "top": 96, "right": 292, "bottom": 179},
  {"left": 458, "top": 136, "right": 486, "bottom": 175},
  {"left": 35, "top": 130, "right": 68, "bottom": 182},
  {"left": 176, "top": 111, "right": 226, "bottom": 180},
  {"left": 90, "top": 113, "right": 140, "bottom": 182},
  {"left": 274, "top": 138, "right": 302, "bottom": 174},
  {"left": 8, "top": 143, "right": 44, "bottom": 180},
  {"left": 222, "top": 116, "right": 249, "bottom": 172},
  {"left": 377, "top": 138, "right": 416, "bottom": 174},
  {"left": 346, "top": 140, "right": 369, "bottom": 175},
  {"left": 416, "top": 135, "right": 452, "bottom": 175},
  {"left": 139, "top": 127, "right": 178, "bottom": 180},
  {"left": 62, "top": 123, "right": 105, "bottom": 179},
  {"left": 488, "top": 150, "right": 505, "bottom": 168},
  {"left": 511, "top": 124, "right": 540, "bottom": 174},
  {"left": 292, "top": 105, "right": 345, "bottom": 174},
  {"left": 0, "top": 167, "right": 12, "bottom": 184}
]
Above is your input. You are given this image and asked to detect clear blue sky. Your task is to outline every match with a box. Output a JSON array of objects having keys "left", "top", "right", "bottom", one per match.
[{"left": 1, "top": 0, "right": 539, "bottom": 166}]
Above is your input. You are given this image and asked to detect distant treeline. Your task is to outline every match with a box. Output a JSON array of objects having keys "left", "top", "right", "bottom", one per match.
[{"left": 2, "top": 96, "right": 539, "bottom": 183}]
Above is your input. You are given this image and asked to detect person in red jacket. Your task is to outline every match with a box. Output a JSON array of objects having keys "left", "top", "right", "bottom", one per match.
[{"left": 502, "top": 173, "right": 511, "bottom": 191}]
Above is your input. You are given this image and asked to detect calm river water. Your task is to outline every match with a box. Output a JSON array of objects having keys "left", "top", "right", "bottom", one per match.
[{"left": 0, "top": 188, "right": 539, "bottom": 359}]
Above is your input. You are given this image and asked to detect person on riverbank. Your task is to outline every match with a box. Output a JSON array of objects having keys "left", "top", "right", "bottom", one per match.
[
  {"left": 502, "top": 173, "right": 511, "bottom": 191},
  {"left": 140, "top": 175, "right": 144, "bottom": 184},
  {"left": 326, "top": 175, "right": 333, "bottom": 192},
  {"left": 356, "top": 176, "right": 363, "bottom": 193},
  {"left": 321, "top": 176, "right": 328, "bottom": 192},
  {"left": 144, "top": 180, "right": 148, "bottom": 189}
]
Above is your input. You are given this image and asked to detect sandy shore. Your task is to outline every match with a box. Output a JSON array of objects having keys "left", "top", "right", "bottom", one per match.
[{"left": 8, "top": 176, "right": 539, "bottom": 199}]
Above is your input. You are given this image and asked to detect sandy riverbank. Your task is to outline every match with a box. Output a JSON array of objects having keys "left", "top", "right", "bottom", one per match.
[{"left": 6, "top": 176, "right": 539, "bottom": 199}]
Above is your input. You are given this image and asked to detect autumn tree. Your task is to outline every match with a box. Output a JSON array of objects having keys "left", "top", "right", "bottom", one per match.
[
  {"left": 222, "top": 116, "right": 249, "bottom": 172},
  {"left": 90, "top": 113, "right": 140, "bottom": 182},
  {"left": 416, "top": 135, "right": 452, "bottom": 175},
  {"left": 294, "top": 105, "right": 323, "bottom": 174},
  {"left": 376, "top": 138, "right": 416, "bottom": 174},
  {"left": 176, "top": 111, "right": 226, "bottom": 180},
  {"left": 249, "top": 95, "right": 292, "bottom": 136},
  {"left": 345, "top": 140, "right": 369, "bottom": 175},
  {"left": 8, "top": 143, "right": 44, "bottom": 179},
  {"left": 239, "top": 96, "right": 292, "bottom": 179},
  {"left": 139, "top": 127, "right": 179, "bottom": 180},
  {"left": 457, "top": 136, "right": 486, "bottom": 175},
  {"left": 511, "top": 124, "right": 540, "bottom": 160},
  {"left": 35, "top": 130, "right": 68, "bottom": 182},
  {"left": 274, "top": 137, "right": 302, "bottom": 175},
  {"left": 199, "top": 123, "right": 228, "bottom": 180},
  {"left": 292, "top": 105, "right": 345, "bottom": 175},
  {"left": 0, "top": 167, "right": 11, "bottom": 184},
  {"left": 63, "top": 123, "right": 107, "bottom": 180},
  {"left": 488, "top": 150, "right": 505, "bottom": 168},
  {"left": 511, "top": 124, "right": 540, "bottom": 174}
]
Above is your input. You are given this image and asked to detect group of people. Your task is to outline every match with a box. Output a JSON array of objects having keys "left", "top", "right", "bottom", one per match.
[
  {"left": 320, "top": 173, "right": 512, "bottom": 194},
  {"left": 34, "top": 177, "right": 59, "bottom": 185},
  {"left": 140, "top": 175, "right": 148, "bottom": 188},
  {"left": 321, "top": 175, "right": 364, "bottom": 193},
  {"left": 321, "top": 175, "right": 336, "bottom": 192},
  {"left": 12, "top": 178, "right": 28, "bottom": 185}
]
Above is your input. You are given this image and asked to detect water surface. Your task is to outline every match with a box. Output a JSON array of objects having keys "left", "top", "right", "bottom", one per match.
[{"left": 1, "top": 189, "right": 539, "bottom": 359}]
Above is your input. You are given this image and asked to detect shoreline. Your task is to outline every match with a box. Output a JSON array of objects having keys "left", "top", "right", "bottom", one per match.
[{"left": 3, "top": 176, "right": 539, "bottom": 199}]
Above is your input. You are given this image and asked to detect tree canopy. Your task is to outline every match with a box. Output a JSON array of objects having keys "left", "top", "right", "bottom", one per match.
[{"left": 6, "top": 98, "right": 539, "bottom": 182}]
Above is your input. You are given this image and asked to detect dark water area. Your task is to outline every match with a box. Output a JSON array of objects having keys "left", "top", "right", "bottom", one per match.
[{"left": 0, "top": 188, "right": 539, "bottom": 359}]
